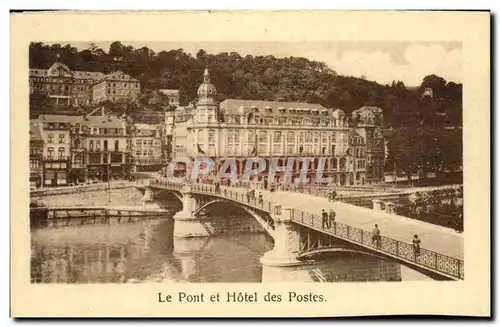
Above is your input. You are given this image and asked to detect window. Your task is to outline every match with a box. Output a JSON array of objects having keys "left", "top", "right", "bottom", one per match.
[
  {"left": 47, "top": 147, "right": 54, "bottom": 158},
  {"left": 89, "top": 154, "right": 100, "bottom": 164},
  {"left": 48, "top": 134, "right": 53, "bottom": 144},
  {"left": 247, "top": 131, "right": 254, "bottom": 143},
  {"left": 305, "top": 132, "right": 312, "bottom": 142},
  {"left": 96, "top": 140, "right": 100, "bottom": 150},
  {"left": 30, "top": 160, "right": 39, "bottom": 169},
  {"left": 234, "top": 130, "right": 240, "bottom": 143},
  {"left": 287, "top": 132, "right": 295, "bottom": 143},
  {"left": 273, "top": 131, "right": 281, "bottom": 143},
  {"left": 148, "top": 140, "right": 153, "bottom": 146},
  {"left": 313, "top": 132, "right": 319, "bottom": 143},
  {"left": 208, "top": 130, "right": 215, "bottom": 143},
  {"left": 73, "top": 154, "right": 84, "bottom": 165},
  {"left": 114, "top": 140, "right": 119, "bottom": 151},
  {"left": 135, "top": 151, "right": 141, "bottom": 156},
  {"left": 258, "top": 131, "right": 267, "bottom": 143},
  {"left": 136, "top": 140, "right": 141, "bottom": 146},
  {"left": 143, "top": 151, "right": 148, "bottom": 156},
  {"left": 321, "top": 133, "right": 327, "bottom": 144},
  {"left": 103, "top": 140, "right": 108, "bottom": 150},
  {"left": 58, "top": 147, "right": 65, "bottom": 159},
  {"left": 111, "top": 153, "right": 122, "bottom": 163},
  {"left": 59, "top": 134, "right": 65, "bottom": 144},
  {"left": 89, "top": 140, "right": 94, "bottom": 150}
]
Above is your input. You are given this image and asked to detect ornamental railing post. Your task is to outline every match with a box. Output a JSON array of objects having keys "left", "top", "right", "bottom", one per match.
[{"left": 347, "top": 225, "right": 350, "bottom": 239}]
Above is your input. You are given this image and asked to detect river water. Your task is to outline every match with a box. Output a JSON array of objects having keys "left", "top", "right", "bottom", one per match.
[{"left": 31, "top": 188, "right": 430, "bottom": 283}]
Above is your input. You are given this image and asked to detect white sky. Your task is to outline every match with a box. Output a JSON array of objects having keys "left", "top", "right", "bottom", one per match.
[{"left": 65, "top": 41, "right": 462, "bottom": 87}]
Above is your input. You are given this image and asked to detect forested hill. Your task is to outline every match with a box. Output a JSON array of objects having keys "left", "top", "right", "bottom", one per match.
[{"left": 29, "top": 41, "right": 462, "bottom": 127}]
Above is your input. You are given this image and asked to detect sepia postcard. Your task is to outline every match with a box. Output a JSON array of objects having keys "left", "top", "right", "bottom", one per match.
[{"left": 10, "top": 10, "right": 490, "bottom": 317}]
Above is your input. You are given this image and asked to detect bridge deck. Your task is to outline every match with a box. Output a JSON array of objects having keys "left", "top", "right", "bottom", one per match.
[
  {"left": 145, "top": 181, "right": 463, "bottom": 261},
  {"left": 266, "top": 190, "right": 463, "bottom": 260}
]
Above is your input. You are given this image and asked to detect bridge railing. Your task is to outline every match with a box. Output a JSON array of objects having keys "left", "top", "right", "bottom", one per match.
[
  {"left": 290, "top": 208, "right": 464, "bottom": 280},
  {"left": 149, "top": 179, "right": 184, "bottom": 191},
  {"left": 147, "top": 179, "right": 463, "bottom": 279},
  {"left": 191, "top": 184, "right": 276, "bottom": 215}
]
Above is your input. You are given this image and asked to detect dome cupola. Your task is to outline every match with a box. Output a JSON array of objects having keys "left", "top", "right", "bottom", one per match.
[{"left": 197, "top": 68, "right": 217, "bottom": 105}]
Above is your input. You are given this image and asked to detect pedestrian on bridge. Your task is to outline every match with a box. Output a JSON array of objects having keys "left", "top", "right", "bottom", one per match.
[
  {"left": 372, "top": 224, "right": 381, "bottom": 247},
  {"left": 328, "top": 209, "right": 336, "bottom": 229},
  {"left": 412, "top": 234, "right": 421, "bottom": 258},
  {"left": 321, "top": 209, "right": 328, "bottom": 229}
]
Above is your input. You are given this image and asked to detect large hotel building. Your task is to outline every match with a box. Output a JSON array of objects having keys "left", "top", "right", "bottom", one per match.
[
  {"left": 166, "top": 69, "right": 386, "bottom": 186},
  {"left": 29, "top": 56, "right": 140, "bottom": 107}
]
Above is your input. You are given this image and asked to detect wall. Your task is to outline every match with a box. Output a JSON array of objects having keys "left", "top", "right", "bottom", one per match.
[{"left": 37, "top": 187, "right": 144, "bottom": 207}]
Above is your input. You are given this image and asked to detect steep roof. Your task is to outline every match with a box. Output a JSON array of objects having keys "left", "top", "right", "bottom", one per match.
[
  {"left": 98, "top": 71, "right": 139, "bottom": 83},
  {"left": 134, "top": 123, "right": 159, "bottom": 130},
  {"left": 29, "top": 68, "right": 105, "bottom": 80},
  {"left": 39, "top": 114, "right": 125, "bottom": 128},
  {"left": 159, "top": 89, "right": 179, "bottom": 96},
  {"left": 219, "top": 99, "right": 329, "bottom": 117}
]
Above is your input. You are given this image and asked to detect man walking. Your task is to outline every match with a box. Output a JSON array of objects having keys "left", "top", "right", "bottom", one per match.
[
  {"left": 412, "top": 234, "right": 421, "bottom": 259},
  {"left": 372, "top": 224, "right": 381, "bottom": 247},
  {"left": 328, "top": 209, "right": 336, "bottom": 229},
  {"left": 321, "top": 209, "right": 328, "bottom": 229}
]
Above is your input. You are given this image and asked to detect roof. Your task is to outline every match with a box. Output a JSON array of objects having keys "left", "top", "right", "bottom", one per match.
[
  {"left": 134, "top": 123, "right": 159, "bottom": 130},
  {"left": 97, "top": 71, "right": 139, "bottom": 83},
  {"left": 29, "top": 124, "right": 43, "bottom": 141},
  {"left": 159, "top": 89, "right": 179, "bottom": 95},
  {"left": 39, "top": 114, "right": 125, "bottom": 128},
  {"left": 348, "top": 130, "right": 363, "bottom": 139},
  {"left": 219, "top": 99, "right": 329, "bottom": 116},
  {"left": 29, "top": 68, "right": 106, "bottom": 80}
]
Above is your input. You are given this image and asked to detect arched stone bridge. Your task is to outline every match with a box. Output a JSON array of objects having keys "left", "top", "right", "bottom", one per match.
[{"left": 136, "top": 180, "right": 464, "bottom": 281}]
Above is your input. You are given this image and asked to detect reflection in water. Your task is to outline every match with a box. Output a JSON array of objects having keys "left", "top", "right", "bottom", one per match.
[
  {"left": 31, "top": 216, "right": 276, "bottom": 283},
  {"left": 31, "top": 194, "right": 430, "bottom": 283}
]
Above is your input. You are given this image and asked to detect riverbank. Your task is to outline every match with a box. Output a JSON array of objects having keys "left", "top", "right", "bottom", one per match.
[
  {"left": 30, "top": 181, "right": 137, "bottom": 197},
  {"left": 30, "top": 205, "right": 172, "bottom": 229}
]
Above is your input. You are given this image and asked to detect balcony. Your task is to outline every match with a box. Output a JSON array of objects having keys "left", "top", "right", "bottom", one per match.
[
  {"left": 43, "top": 156, "right": 70, "bottom": 162},
  {"left": 71, "top": 147, "right": 86, "bottom": 153}
]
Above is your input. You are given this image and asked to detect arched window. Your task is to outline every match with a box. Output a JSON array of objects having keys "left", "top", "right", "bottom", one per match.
[
  {"left": 258, "top": 131, "right": 267, "bottom": 143},
  {"left": 58, "top": 147, "right": 65, "bottom": 159},
  {"left": 339, "top": 158, "right": 346, "bottom": 169}
]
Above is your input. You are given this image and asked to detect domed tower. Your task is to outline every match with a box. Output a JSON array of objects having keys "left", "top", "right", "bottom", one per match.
[{"left": 195, "top": 68, "right": 219, "bottom": 124}]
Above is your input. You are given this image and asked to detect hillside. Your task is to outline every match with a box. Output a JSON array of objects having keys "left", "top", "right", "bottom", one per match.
[
  {"left": 29, "top": 42, "right": 463, "bottom": 176},
  {"left": 30, "top": 42, "right": 462, "bottom": 128}
]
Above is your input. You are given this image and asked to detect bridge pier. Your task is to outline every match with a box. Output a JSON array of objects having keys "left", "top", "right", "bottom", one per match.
[
  {"left": 260, "top": 207, "right": 312, "bottom": 282},
  {"left": 173, "top": 185, "right": 210, "bottom": 238}
]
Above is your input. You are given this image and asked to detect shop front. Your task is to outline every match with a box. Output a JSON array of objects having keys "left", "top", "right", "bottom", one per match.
[
  {"left": 30, "top": 171, "right": 42, "bottom": 189},
  {"left": 87, "top": 164, "right": 110, "bottom": 183},
  {"left": 43, "top": 160, "right": 69, "bottom": 187},
  {"left": 69, "top": 167, "right": 86, "bottom": 185}
]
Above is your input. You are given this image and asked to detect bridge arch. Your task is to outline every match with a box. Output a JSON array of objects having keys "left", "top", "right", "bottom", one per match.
[
  {"left": 192, "top": 198, "right": 275, "bottom": 237},
  {"left": 297, "top": 244, "right": 454, "bottom": 280},
  {"left": 153, "top": 189, "right": 183, "bottom": 203}
]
